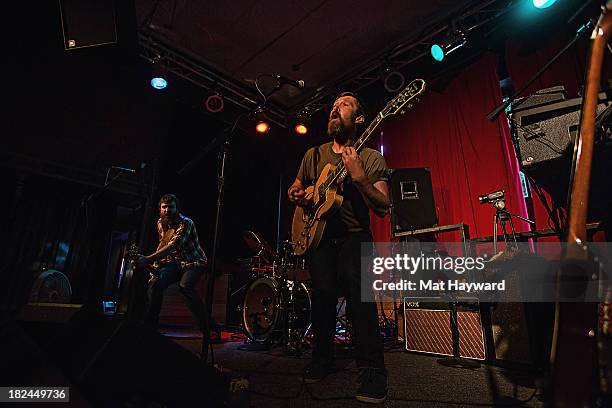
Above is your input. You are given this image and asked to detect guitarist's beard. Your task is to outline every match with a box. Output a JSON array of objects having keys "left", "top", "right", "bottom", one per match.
[
  {"left": 327, "top": 117, "right": 356, "bottom": 145},
  {"left": 161, "top": 213, "right": 178, "bottom": 227}
]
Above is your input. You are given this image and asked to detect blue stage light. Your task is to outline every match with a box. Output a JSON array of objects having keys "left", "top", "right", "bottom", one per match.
[
  {"left": 431, "top": 44, "right": 445, "bottom": 62},
  {"left": 150, "top": 77, "right": 167, "bottom": 90},
  {"left": 532, "top": 0, "right": 557, "bottom": 9}
]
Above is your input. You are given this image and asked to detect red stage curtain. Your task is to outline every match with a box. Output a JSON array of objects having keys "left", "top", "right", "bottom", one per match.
[
  {"left": 370, "top": 53, "right": 530, "bottom": 244},
  {"left": 505, "top": 36, "right": 588, "bottom": 98}
]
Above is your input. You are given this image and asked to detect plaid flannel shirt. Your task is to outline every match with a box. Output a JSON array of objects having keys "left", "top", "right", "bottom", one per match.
[{"left": 156, "top": 214, "right": 207, "bottom": 267}]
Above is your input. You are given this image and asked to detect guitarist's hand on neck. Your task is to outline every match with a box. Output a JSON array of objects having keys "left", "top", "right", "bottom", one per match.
[{"left": 340, "top": 146, "right": 366, "bottom": 181}]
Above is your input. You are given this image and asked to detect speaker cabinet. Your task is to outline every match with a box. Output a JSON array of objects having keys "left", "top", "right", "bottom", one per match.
[
  {"left": 389, "top": 168, "right": 437, "bottom": 233},
  {"left": 512, "top": 92, "right": 609, "bottom": 169},
  {"left": 59, "top": 0, "right": 118, "bottom": 50},
  {"left": 403, "top": 298, "right": 485, "bottom": 360},
  {"left": 12, "top": 311, "right": 229, "bottom": 406}
]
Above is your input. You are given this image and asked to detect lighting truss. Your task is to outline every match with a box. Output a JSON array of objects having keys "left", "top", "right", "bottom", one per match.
[
  {"left": 138, "top": 32, "right": 288, "bottom": 128},
  {"left": 298, "top": 0, "right": 516, "bottom": 116},
  {"left": 138, "top": 0, "right": 516, "bottom": 122}
]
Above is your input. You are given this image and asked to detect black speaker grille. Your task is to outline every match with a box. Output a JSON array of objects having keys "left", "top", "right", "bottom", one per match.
[{"left": 389, "top": 168, "right": 437, "bottom": 233}]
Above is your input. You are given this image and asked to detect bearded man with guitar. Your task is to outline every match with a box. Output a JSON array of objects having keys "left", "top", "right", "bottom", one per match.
[
  {"left": 136, "top": 194, "right": 217, "bottom": 340},
  {"left": 288, "top": 92, "right": 391, "bottom": 404}
]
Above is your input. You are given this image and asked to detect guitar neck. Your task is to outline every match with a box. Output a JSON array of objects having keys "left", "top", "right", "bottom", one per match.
[
  {"left": 318, "top": 78, "right": 425, "bottom": 190},
  {"left": 327, "top": 113, "right": 385, "bottom": 184}
]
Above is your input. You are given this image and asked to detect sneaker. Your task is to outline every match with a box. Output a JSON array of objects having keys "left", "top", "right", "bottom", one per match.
[
  {"left": 301, "top": 361, "right": 334, "bottom": 384},
  {"left": 355, "top": 368, "right": 387, "bottom": 404}
]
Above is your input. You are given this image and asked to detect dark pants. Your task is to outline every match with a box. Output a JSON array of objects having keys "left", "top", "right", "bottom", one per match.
[
  {"left": 309, "top": 230, "right": 385, "bottom": 370},
  {"left": 144, "top": 263, "right": 210, "bottom": 334}
]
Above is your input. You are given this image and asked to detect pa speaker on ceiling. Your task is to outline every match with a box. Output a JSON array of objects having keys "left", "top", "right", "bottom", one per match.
[{"left": 59, "top": 0, "right": 118, "bottom": 50}]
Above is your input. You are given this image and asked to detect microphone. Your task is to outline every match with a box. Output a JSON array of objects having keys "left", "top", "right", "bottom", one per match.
[
  {"left": 111, "top": 166, "right": 136, "bottom": 173},
  {"left": 273, "top": 74, "right": 305, "bottom": 89}
]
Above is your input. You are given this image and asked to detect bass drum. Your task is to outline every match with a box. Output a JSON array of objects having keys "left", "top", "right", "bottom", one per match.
[{"left": 242, "top": 276, "right": 311, "bottom": 344}]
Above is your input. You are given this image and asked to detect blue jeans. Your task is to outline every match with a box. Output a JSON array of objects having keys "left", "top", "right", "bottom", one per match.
[{"left": 144, "top": 263, "right": 209, "bottom": 334}]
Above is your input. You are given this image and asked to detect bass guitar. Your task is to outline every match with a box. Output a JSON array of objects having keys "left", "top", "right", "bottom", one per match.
[
  {"left": 291, "top": 78, "right": 426, "bottom": 255},
  {"left": 551, "top": 2, "right": 611, "bottom": 406}
]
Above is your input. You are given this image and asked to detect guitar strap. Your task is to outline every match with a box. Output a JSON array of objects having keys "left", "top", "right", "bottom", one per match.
[{"left": 312, "top": 145, "right": 320, "bottom": 184}]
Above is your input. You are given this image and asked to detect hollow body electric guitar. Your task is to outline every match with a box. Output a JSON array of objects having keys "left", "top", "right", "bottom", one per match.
[{"left": 291, "top": 79, "right": 426, "bottom": 255}]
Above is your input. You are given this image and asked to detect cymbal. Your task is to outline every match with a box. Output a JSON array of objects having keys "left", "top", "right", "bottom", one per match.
[{"left": 242, "top": 230, "right": 278, "bottom": 262}]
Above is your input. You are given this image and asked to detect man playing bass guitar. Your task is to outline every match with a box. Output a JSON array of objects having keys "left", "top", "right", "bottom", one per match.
[
  {"left": 288, "top": 92, "right": 391, "bottom": 404},
  {"left": 136, "top": 194, "right": 219, "bottom": 341}
]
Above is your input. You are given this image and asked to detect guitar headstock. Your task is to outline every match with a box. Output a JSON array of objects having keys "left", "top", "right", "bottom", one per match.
[{"left": 381, "top": 79, "right": 426, "bottom": 118}]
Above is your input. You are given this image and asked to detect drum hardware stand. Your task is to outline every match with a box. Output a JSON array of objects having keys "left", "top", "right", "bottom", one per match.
[
  {"left": 380, "top": 268, "right": 403, "bottom": 347},
  {"left": 334, "top": 298, "right": 352, "bottom": 347},
  {"left": 284, "top": 287, "right": 312, "bottom": 356},
  {"left": 278, "top": 277, "right": 312, "bottom": 356},
  {"left": 239, "top": 272, "right": 312, "bottom": 355},
  {"left": 389, "top": 237, "right": 422, "bottom": 348}
]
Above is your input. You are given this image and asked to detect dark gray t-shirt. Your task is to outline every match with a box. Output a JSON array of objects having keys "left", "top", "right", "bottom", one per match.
[{"left": 296, "top": 141, "right": 388, "bottom": 235}]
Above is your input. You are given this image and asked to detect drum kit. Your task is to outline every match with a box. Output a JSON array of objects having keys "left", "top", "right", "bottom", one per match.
[{"left": 239, "top": 231, "right": 312, "bottom": 353}]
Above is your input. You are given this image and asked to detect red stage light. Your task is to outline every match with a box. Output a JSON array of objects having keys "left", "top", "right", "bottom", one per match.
[
  {"left": 255, "top": 121, "right": 270, "bottom": 134},
  {"left": 294, "top": 123, "right": 308, "bottom": 135}
]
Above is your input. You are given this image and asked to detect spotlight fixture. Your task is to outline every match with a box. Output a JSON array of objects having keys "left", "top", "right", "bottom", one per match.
[
  {"left": 254, "top": 108, "right": 270, "bottom": 134},
  {"left": 382, "top": 69, "right": 405, "bottom": 93},
  {"left": 204, "top": 92, "right": 224, "bottom": 113},
  {"left": 293, "top": 109, "right": 311, "bottom": 135},
  {"left": 430, "top": 31, "right": 466, "bottom": 62},
  {"left": 150, "top": 57, "right": 168, "bottom": 90},
  {"left": 532, "top": 0, "right": 557, "bottom": 9}
]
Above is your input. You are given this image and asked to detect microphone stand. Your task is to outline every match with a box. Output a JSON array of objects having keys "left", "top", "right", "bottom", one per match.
[
  {"left": 437, "top": 294, "right": 481, "bottom": 370},
  {"left": 82, "top": 167, "right": 132, "bottom": 232},
  {"left": 486, "top": 19, "right": 594, "bottom": 122},
  {"left": 177, "top": 127, "right": 234, "bottom": 364},
  {"left": 181, "top": 74, "right": 285, "bottom": 363},
  {"left": 201, "top": 138, "right": 229, "bottom": 364}
]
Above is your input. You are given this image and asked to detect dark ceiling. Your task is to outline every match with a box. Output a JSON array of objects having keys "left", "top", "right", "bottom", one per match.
[
  {"left": 133, "top": 0, "right": 598, "bottom": 123},
  {"left": 135, "top": 0, "right": 487, "bottom": 113}
]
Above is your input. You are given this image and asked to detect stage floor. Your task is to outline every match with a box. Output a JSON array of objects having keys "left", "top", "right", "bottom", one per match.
[{"left": 163, "top": 327, "right": 543, "bottom": 407}]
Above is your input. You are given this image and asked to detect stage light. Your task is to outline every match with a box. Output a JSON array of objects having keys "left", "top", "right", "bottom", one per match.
[
  {"left": 293, "top": 109, "right": 311, "bottom": 135},
  {"left": 294, "top": 123, "right": 308, "bottom": 135},
  {"left": 254, "top": 108, "right": 270, "bottom": 134},
  {"left": 431, "top": 44, "right": 445, "bottom": 62},
  {"left": 532, "top": 0, "right": 557, "bottom": 9},
  {"left": 383, "top": 70, "right": 405, "bottom": 93},
  {"left": 150, "top": 77, "right": 167, "bottom": 90},
  {"left": 204, "top": 92, "right": 224, "bottom": 113},
  {"left": 430, "top": 31, "right": 466, "bottom": 62},
  {"left": 150, "top": 58, "right": 168, "bottom": 90},
  {"left": 256, "top": 121, "right": 270, "bottom": 133}
]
